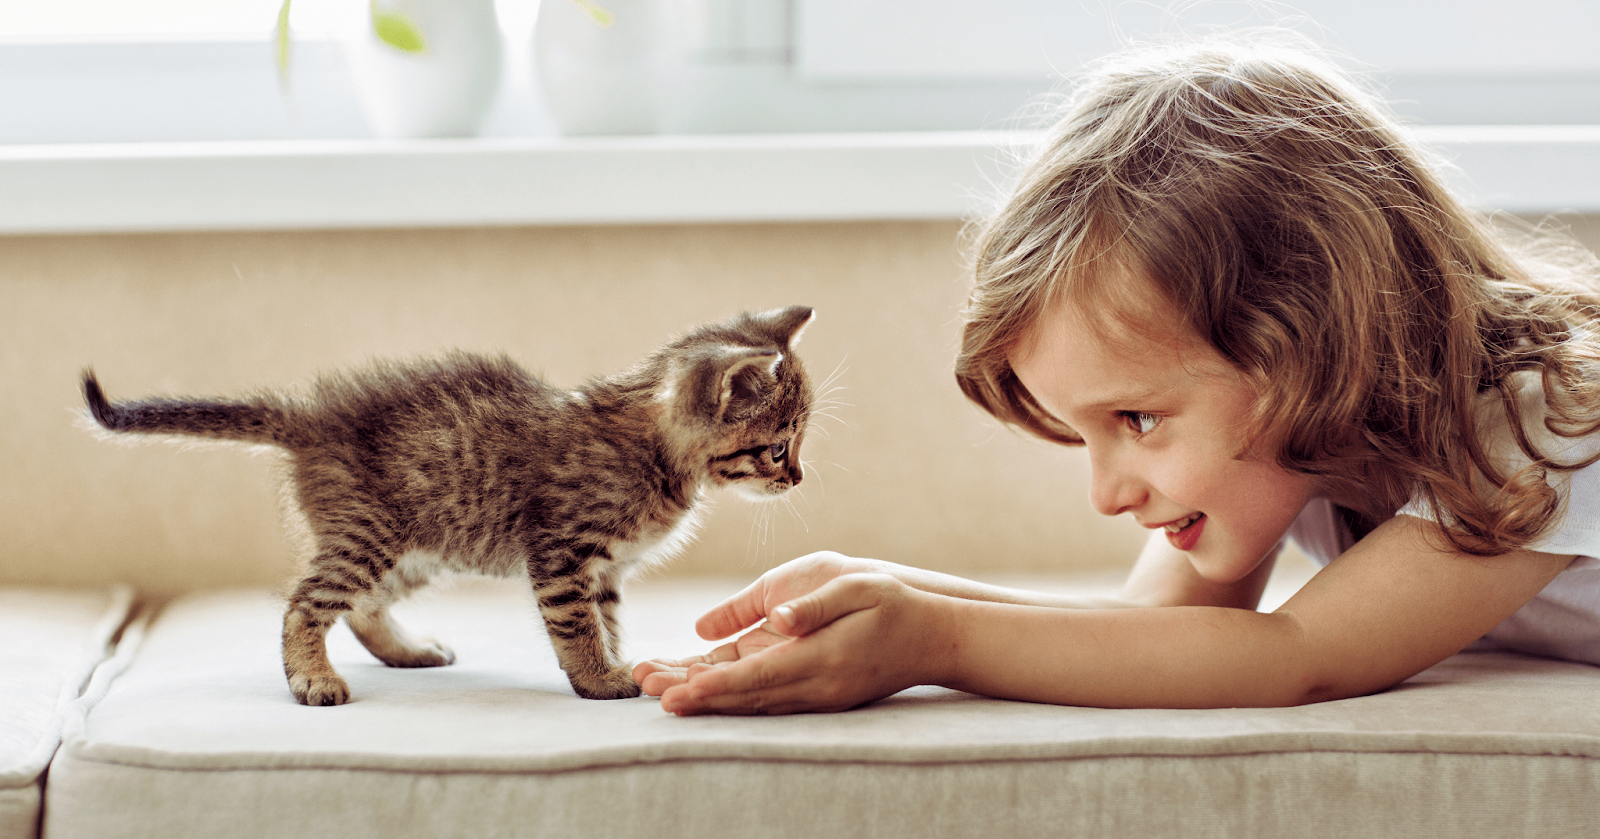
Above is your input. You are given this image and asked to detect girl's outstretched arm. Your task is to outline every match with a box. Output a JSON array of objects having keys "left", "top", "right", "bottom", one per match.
[
  {"left": 632, "top": 548, "right": 1180, "bottom": 697},
  {"left": 649, "top": 516, "right": 1574, "bottom": 714}
]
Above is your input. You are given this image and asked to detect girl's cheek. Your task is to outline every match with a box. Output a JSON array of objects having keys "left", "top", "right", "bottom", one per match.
[{"left": 1149, "top": 454, "right": 1211, "bottom": 506}]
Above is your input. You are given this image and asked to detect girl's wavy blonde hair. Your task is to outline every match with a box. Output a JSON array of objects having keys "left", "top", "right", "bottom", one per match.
[{"left": 956, "top": 34, "right": 1600, "bottom": 556}]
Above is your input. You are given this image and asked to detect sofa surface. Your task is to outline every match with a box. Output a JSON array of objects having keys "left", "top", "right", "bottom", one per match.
[
  {"left": 0, "top": 587, "right": 131, "bottom": 839},
  {"left": 36, "top": 577, "right": 1600, "bottom": 839}
]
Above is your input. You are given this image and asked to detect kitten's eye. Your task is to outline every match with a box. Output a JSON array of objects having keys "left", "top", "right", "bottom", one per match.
[
  {"left": 1120, "top": 412, "right": 1160, "bottom": 435},
  {"left": 768, "top": 442, "right": 787, "bottom": 461}
]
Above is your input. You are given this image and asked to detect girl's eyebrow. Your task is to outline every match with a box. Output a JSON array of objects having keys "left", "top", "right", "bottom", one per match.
[{"left": 1078, "top": 384, "right": 1168, "bottom": 413}]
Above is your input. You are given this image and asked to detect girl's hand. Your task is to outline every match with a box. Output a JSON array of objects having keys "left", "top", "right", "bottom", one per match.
[
  {"left": 632, "top": 551, "right": 887, "bottom": 696},
  {"left": 694, "top": 550, "right": 891, "bottom": 642},
  {"left": 654, "top": 573, "right": 948, "bottom": 715},
  {"left": 632, "top": 623, "right": 790, "bottom": 695}
]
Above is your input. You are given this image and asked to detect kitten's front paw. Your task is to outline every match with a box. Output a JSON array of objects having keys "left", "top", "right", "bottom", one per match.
[
  {"left": 290, "top": 673, "right": 352, "bottom": 706},
  {"left": 570, "top": 668, "right": 643, "bottom": 700}
]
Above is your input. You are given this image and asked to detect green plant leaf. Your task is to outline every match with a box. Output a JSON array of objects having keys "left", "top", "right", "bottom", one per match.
[
  {"left": 275, "top": 0, "right": 292, "bottom": 88},
  {"left": 569, "top": 0, "right": 615, "bottom": 28},
  {"left": 370, "top": 3, "right": 428, "bottom": 53}
]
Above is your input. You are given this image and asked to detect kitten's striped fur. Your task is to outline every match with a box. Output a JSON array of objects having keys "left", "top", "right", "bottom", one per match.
[{"left": 84, "top": 306, "right": 815, "bottom": 705}]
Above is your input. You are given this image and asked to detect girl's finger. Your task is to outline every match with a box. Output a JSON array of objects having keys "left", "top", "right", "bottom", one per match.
[
  {"left": 665, "top": 678, "right": 836, "bottom": 716},
  {"left": 661, "top": 665, "right": 849, "bottom": 715},
  {"left": 632, "top": 632, "right": 752, "bottom": 693},
  {"left": 768, "top": 573, "right": 891, "bottom": 637},
  {"left": 701, "top": 638, "right": 743, "bottom": 664},
  {"left": 634, "top": 665, "right": 687, "bottom": 696},
  {"left": 666, "top": 640, "right": 818, "bottom": 706},
  {"left": 694, "top": 578, "right": 769, "bottom": 641},
  {"left": 636, "top": 655, "right": 701, "bottom": 670}
]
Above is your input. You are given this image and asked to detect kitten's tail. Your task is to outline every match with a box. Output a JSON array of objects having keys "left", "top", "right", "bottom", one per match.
[{"left": 82, "top": 369, "right": 291, "bottom": 447}]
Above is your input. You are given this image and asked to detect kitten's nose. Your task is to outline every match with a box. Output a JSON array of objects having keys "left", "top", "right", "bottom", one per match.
[{"left": 786, "top": 460, "right": 803, "bottom": 487}]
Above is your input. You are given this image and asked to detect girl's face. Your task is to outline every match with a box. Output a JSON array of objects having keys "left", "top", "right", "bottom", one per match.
[{"left": 1009, "top": 291, "right": 1317, "bottom": 583}]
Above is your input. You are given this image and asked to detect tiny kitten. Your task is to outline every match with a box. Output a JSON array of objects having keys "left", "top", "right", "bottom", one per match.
[{"left": 84, "top": 306, "right": 815, "bottom": 705}]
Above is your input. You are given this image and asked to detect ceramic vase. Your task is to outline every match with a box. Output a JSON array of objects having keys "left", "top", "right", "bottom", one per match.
[
  {"left": 534, "top": 0, "right": 661, "bottom": 135},
  {"left": 349, "top": 0, "right": 504, "bottom": 138}
]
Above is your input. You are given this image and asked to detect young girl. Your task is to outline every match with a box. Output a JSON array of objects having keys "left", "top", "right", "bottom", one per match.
[{"left": 632, "top": 35, "right": 1600, "bottom": 713}]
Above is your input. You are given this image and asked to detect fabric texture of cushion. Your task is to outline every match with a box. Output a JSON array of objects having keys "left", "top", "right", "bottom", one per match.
[
  {"left": 42, "top": 577, "right": 1600, "bottom": 839},
  {"left": 0, "top": 587, "right": 133, "bottom": 839}
]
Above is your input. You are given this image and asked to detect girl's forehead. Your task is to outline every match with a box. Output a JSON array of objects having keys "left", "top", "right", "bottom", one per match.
[
  {"left": 1023, "top": 296, "right": 1196, "bottom": 371},
  {"left": 1024, "top": 260, "right": 1199, "bottom": 362},
  {"left": 1011, "top": 275, "right": 1242, "bottom": 399},
  {"left": 1009, "top": 297, "right": 1252, "bottom": 440}
]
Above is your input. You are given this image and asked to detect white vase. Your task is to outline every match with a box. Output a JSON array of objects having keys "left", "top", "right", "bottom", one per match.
[
  {"left": 534, "top": 0, "right": 661, "bottom": 135},
  {"left": 349, "top": 0, "right": 504, "bottom": 139}
]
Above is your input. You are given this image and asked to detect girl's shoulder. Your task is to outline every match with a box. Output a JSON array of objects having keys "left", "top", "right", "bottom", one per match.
[
  {"left": 1407, "top": 370, "right": 1600, "bottom": 554},
  {"left": 1291, "top": 370, "right": 1600, "bottom": 565}
]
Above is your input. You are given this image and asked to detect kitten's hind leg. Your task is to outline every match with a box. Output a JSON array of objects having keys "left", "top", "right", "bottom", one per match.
[
  {"left": 347, "top": 569, "right": 456, "bottom": 668},
  {"left": 283, "top": 575, "right": 357, "bottom": 706},
  {"left": 283, "top": 542, "right": 402, "bottom": 705}
]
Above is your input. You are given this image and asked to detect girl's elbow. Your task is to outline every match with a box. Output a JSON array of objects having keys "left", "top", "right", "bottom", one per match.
[
  {"left": 1283, "top": 666, "right": 1409, "bottom": 706},
  {"left": 1259, "top": 620, "right": 1404, "bottom": 707}
]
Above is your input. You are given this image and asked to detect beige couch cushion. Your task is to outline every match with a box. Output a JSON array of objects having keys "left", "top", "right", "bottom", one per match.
[
  {"left": 42, "top": 578, "right": 1600, "bottom": 838},
  {"left": 0, "top": 587, "right": 132, "bottom": 839}
]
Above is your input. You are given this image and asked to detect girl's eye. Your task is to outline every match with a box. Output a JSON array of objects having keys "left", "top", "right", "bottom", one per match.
[
  {"left": 1121, "top": 412, "right": 1160, "bottom": 435},
  {"left": 768, "top": 442, "right": 787, "bottom": 461}
]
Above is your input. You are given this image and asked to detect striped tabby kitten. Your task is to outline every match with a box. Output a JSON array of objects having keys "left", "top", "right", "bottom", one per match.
[{"left": 84, "top": 306, "right": 815, "bottom": 705}]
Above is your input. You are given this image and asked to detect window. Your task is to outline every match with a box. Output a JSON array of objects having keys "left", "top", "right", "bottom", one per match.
[{"left": 4, "top": 0, "right": 1597, "bottom": 145}]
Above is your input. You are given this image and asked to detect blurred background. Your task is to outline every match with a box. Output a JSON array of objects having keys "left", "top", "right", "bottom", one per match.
[
  {"left": 3, "top": 0, "right": 1598, "bottom": 142},
  {"left": 3, "top": 1, "right": 1598, "bottom": 602}
]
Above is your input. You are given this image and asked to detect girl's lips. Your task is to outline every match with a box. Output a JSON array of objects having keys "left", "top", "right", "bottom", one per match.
[{"left": 1164, "top": 513, "right": 1206, "bottom": 551}]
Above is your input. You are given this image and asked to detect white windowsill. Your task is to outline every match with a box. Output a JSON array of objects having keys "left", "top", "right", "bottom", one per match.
[{"left": 1, "top": 126, "right": 1597, "bottom": 235}]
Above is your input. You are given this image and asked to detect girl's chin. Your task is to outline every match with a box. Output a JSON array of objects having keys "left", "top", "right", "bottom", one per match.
[{"left": 1189, "top": 542, "right": 1282, "bottom": 586}]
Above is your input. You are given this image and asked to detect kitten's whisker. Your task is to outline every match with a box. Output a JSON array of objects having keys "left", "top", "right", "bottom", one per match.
[
  {"left": 750, "top": 502, "right": 779, "bottom": 566},
  {"left": 745, "top": 503, "right": 763, "bottom": 565},
  {"left": 818, "top": 356, "right": 849, "bottom": 395},
  {"left": 784, "top": 492, "right": 811, "bottom": 533},
  {"left": 755, "top": 503, "right": 774, "bottom": 567},
  {"left": 801, "top": 466, "right": 826, "bottom": 496},
  {"left": 810, "top": 412, "right": 847, "bottom": 425},
  {"left": 769, "top": 506, "right": 779, "bottom": 567}
]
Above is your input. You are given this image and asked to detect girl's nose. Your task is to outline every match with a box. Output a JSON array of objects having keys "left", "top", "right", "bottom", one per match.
[{"left": 1088, "top": 455, "right": 1145, "bottom": 518}]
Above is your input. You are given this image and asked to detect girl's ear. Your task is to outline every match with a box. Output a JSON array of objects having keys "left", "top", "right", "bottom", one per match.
[{"left": 766, "top": 306, "right": 815, "bottom": 350}]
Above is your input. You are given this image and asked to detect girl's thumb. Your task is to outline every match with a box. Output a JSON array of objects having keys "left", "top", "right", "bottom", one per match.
[
  {"left": 768, "top": 574, "right": 889, "bottom": 637},
  {"left": 771, "top": 602, "right": 806, "bottom": 636}
]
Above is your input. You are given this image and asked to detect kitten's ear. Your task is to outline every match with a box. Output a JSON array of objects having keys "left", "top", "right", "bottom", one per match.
[
  {"left": 767, "top": 306, "right": 815, "bottom": 349},
  {"left": 678, "top": 347, "right": 777, "bottom": 422},
  {"left": 715, "top": 348, "right": 782, "bottom": 421}
]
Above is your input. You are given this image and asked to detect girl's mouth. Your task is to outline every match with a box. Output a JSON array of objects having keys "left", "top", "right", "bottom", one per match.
[{"left": 1164, "top": 512, "right": 1206, "bottom": 551}]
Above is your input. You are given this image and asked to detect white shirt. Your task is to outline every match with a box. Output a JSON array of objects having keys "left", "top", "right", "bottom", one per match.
[{"left": 1285, "top": 371, "right": 1600, "bottom": 666}]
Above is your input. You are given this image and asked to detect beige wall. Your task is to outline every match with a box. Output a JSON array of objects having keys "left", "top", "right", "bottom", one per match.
[{"left": 6, "top": 216, "right": 1598, "bottom": 600}]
